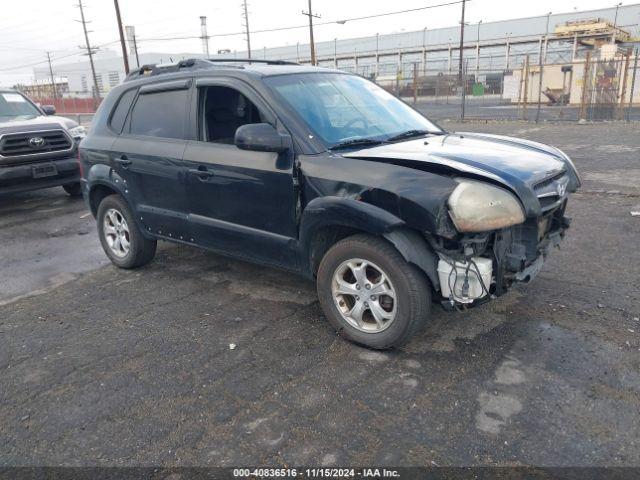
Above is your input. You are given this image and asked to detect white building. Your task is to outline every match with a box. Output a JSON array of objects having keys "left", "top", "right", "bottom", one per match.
[{"left": 33, "top": 49, "right": 202, "bottom": 97}]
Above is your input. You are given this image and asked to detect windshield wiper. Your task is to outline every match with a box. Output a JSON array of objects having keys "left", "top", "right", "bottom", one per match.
[
  {"left": 385, "top": 129, "right": 434, "bottom": 142},
  {"left": 330, "top": 137, "right": 385, "bottom": 150}
]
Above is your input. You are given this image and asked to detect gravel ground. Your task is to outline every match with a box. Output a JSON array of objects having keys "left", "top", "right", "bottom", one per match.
[{"left": 0, "top": 122, "right": 639, "bottom": 467}]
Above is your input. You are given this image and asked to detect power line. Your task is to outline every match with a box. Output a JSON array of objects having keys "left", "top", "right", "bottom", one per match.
[
  {"left": 0, "top": 39, "right": 120, "bottom": 73},
  {"left": 137, "top": 0, "right": 467, "bottom": 42}
]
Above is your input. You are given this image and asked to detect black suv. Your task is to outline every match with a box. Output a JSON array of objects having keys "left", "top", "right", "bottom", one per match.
[
  {"left": 0, "top": 89, "right": 86, "bottom": 196},
  {"left": 80, "top": 59, "right": 580, "bottom": 349}
]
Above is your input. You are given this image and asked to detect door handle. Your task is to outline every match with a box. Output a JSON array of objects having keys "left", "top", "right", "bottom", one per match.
[
  {"left": 187, "top": 167, "right": 214, "bottom": 180},
  {"left": 114, "top": 155, "right": 132, "bottom": 167}
]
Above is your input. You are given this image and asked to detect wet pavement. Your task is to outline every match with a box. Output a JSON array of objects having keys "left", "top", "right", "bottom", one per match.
[{"left": 1, "top": 122, "right": 639, "bottom": 466}]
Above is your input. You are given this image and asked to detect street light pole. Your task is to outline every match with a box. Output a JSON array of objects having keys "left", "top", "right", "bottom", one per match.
[{"left": 613, "top": 2, "right": 623, "bottom": 43}]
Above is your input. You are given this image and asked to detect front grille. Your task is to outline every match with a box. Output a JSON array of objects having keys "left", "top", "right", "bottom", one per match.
[
  {"left": 533, "top": 171, "right": 566, "bottom": 192},
  {"left": 533, "top": 171, "right": 569, "bottom": 212},
  {"left": 0, "top": 130, "right": 73, "bottom": 157}
]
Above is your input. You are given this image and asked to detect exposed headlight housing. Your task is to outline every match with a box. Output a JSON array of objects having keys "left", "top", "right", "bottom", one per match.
[
  {"left": 448, "top": 180, "right": 525, "bottom": 232},
  {"left": 68, "top": 125, "right": 87, "bottom": 140}
]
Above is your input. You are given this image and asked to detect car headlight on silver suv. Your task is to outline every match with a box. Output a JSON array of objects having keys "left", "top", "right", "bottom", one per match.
[
  {"left": 68, "top": 125, "right": 87, "bottom": 140},
  {"left": 448, "top": 180, "right": 525, "bottom": 232}
]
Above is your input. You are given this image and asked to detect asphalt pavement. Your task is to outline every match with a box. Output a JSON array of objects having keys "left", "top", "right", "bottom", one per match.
[{"left": 1, "top": 122, "right": 639, "bottom": 466}]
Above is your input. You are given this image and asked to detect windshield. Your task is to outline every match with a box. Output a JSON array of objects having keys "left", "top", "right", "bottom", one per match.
[
  {"left": 0, "top": 92, "right": 41, "bottom": 120},
  {"left": 265, "top": 73, "right": 442, "bottom": 148}
]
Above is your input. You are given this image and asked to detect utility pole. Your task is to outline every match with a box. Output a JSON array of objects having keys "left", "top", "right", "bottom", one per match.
[
  {"left": 535, "top": 12, "right": 552, "bottom": 123},
  {"left": 302, "top": 0, "right": 320, "bottom": 65},
  {"left": 476, "top": 20, "right": 482, "bottom": 78},
  {"left": 113, "top": 0, "right": 129, "bottom": 74},
  {"left": 200, "top": 16, "right": 210, "bottom": 57},
  {"left": 46, "top": 52, "right": 57, "bottom": 100},
  {"left": 76, "top": 0, "right": 100, "bottom": 103},
  {"left": 627, "top": 48, "right": 638, "bottom": 122},
  {"left": 458, "top": 0, "right": 466, "bottom": 84},
  {"left": 242, "top": 0, "right": 252, "bottom": 59}
]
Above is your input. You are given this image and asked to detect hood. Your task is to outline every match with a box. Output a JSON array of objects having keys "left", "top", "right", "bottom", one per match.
[
  {"left": 0, "top": 115, "right": 78, "bottom": 133},
  {"left": 343, "top": 132, "right": 580, "bottom": 216}
]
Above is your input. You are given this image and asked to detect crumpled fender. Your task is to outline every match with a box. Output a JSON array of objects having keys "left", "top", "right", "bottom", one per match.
[{"left": 299, "top": 196, "right": 405, "bottom": 248}]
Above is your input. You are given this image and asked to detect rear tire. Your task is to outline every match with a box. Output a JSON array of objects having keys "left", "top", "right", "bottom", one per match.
[
  {"left": 63, "top": 182, "right": 82, "bottom": 197},
  {"left": 96, "top": 194, "right": 156, "bottom": 269},
  {"left": 317, "top": 234, "right": 431, "bottom": 349}
]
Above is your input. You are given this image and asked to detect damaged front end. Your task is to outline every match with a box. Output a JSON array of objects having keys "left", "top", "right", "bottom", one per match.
[{"left": 427, "top": 193, "right": 572, "bottom": 310}]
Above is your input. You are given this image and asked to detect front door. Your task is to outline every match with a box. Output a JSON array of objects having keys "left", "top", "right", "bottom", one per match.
[
  {"left": 110, "top": 79, "right": 192, "bottom": 238},
  {"left": 182, "top": 80, "right": 298, "bottom": 267}
]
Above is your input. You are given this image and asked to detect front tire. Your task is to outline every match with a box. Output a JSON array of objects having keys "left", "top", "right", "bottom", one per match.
[
  {"left": 317, "top": 234, "right": 431, "bottom": 349},
  {"left": 96, "top": 194, "right": 157, "bottom": 269}
]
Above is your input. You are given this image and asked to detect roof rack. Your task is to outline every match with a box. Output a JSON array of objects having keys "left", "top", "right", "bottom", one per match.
[
  {"left": 206, "top": 58, "right": 300, "bottom": 66},
  {"left": 123, "top": 57, "right": 301, "bottom": 82},
  {"left": 124, "top": 58, "right": 213, "bottom": 81}
]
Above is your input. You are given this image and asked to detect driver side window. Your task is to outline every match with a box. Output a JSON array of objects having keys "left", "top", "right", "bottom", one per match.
[{"left": 199, "top": 86, "right": 266, "bottom": 144}]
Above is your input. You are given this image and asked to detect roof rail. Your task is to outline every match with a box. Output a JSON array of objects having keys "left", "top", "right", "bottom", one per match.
[
  {"left": 124, "top": 58, "right": 215, "bottom": 82},
  {"left": 123, "top": 57, "right": 301, "bottom": 83},
  {"left": 206, "top": 58, "right": 300, "bottom": 66}
]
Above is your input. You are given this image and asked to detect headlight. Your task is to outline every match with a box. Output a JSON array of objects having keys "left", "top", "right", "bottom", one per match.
[
  {"left": 68, "top": 125, "right": 87, "bottom": 139},
  {"left": 448, "top": 180, "right": 525, "bottom": 232}
]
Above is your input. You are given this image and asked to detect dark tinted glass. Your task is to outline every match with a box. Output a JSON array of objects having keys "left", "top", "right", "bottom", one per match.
[
  {"left": 129, "top": 88, "right": 188, "bottom": 139},
  {"left": 109, "top": 88, "right": 136, "bottom": 133}
]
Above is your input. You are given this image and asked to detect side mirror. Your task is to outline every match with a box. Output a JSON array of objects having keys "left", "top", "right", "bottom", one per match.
[
  {"left": 42, "top": 105, "right": 56, "bottom": 115},
  {"left": 235, "top": 123, "right": 288, "bottom": 153}
]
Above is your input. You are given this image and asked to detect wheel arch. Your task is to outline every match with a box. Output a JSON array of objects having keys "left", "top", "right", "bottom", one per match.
[
  {"left": 300, "top": 197, "right": 404, "bottom": 277},
  {"left": 85, "top": 164, "right": 130, "bottom": 216},
  {"left": 300, "top": 197, "right": 440, "bottom": 290}
]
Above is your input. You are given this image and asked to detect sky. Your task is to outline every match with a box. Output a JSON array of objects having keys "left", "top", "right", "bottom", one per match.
[{"left": 0, "top": 0, "right": 635, "bottom": 86}]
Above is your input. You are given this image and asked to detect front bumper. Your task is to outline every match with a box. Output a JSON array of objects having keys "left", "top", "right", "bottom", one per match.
[
  {"left": 436, "top": 199, "right": 571, "bottom": 307},
  {"left": 0, "top": 157, "right": 79, "bottom": 194}
]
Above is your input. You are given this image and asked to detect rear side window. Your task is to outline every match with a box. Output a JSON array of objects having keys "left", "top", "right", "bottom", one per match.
[
  {"left": 129, "top": 89, "right": 188, "bottom": 139},
  {"left": 109, "top": 89, "right": 136, "bottom": 133}
]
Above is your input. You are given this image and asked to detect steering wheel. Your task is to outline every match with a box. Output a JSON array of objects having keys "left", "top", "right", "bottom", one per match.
[{"left": 342, "top": 117, "right": 369, "bottom": 135}]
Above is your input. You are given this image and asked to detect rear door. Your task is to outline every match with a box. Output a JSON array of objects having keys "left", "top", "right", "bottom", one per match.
[{"left": 110, "top": 79, "right": 192, "bottom": 238}]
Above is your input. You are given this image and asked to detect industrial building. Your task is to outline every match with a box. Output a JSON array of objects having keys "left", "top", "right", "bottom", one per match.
[{"left": 28, "top": 3, "right": 640, "bottom": 117}]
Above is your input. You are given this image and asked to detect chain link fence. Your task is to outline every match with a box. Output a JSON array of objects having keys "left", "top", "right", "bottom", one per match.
[{"left": 366, "top": 49, "right": 639, "bottom": 122}]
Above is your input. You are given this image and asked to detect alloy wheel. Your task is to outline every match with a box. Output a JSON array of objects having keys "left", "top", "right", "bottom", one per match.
[
  {"left": 103, "top": 208, "right": 131, "bottom": 258},
  {"left": 331, "top": 258, "right": 397, "bottom": 333}
]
